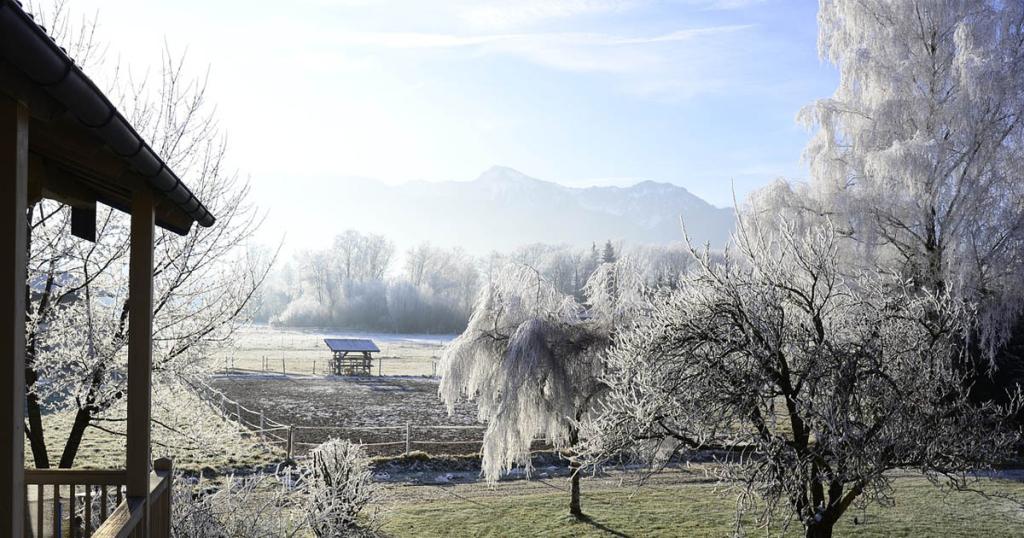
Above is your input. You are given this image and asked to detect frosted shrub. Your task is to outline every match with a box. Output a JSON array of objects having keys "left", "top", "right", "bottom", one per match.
[
  {"left": 304, "top": 439, "right": 382, "bottom": 537},
  {"left": 172, "top": 471, "right": 305, "bottom": 538},
  {"left": 171, "top": 481, "right": 223, "bottom": 537}
]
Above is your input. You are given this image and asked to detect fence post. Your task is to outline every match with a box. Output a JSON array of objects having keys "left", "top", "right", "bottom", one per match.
[
  {"left": 405, "top": 422, "right": 411, "bottom": 454},
  {"left": 220, "top": 394, "right": 226, "bottom": 416},
  {"left": 235, "top": 402, "right": 242, "bottom": 425},
  {"left": 259, "top": 411, "right": 265, "bottom": 433},
  {"left": 287, "top": 426, "right": 294, "bottom": 460}
]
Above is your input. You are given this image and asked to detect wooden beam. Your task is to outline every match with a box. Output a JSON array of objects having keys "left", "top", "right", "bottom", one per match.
[
  {"left": 0, "top": 95, "right": 28, "bottom": 537},
  {"left": 125, "top": 186, "right": 154, "bottom": 504},
  {"left": 71, "top": 203, "right": 97, "bottom": 242}
]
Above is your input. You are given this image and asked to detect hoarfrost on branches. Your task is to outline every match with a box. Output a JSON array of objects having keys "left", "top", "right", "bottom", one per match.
[
  {"left": 753, "top": 0, "right": 1024, "bottom": 359},
  {"left": 172, "top": 470, "right": 306, "bottom": 538},
  {"left": 23, "top": 0, "right": 274, "bottom": 469},
  {"left": 438, "top": 260, "right": 652, "bottom": 516},
  {"left": 438, "top": 264, "right": 609, "bottom": 482},
  {"left": 305, "top": 439, "right": 383, "bottom": 537},
  {"left": 584, "top": 220, "right": 1021, "bottom": 537}
]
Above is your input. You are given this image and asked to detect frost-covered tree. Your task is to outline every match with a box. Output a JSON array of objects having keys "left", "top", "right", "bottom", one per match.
[
  {"left": 23, "top": 1, "right": 272, "bottom": 468},
  {"left": 438, "top": 262, "right": 642, "bottom": 518},
  {"left": 755, "top": 0, "right": 1024, "bottom": 359},
  {"left": 585, "top": 221, "right": 1020, "bottom": 537}
]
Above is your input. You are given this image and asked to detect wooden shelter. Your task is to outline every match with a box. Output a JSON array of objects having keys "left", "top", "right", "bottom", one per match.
[
  {"left": 1, "top": 1, "right": 215, "bottom": 535},
  {"left": 324, "top": 339, "right": 380, "bottom": 376}
]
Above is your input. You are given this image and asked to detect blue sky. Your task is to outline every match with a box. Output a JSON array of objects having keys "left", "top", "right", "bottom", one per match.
[{"left": 68, "top": 0, "right": 836, "bottom": 213}]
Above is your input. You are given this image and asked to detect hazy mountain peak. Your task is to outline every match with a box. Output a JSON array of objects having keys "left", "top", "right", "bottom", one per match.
[
  {"left": 314, "top": 167, "right": 735, "bottom": 254},
  {"left": 475, "top": 165, "right": 535, "bottom": 183}
]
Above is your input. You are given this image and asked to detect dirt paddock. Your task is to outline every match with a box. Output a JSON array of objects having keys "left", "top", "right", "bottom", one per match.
[{"left": 208, "top": 374, "right": 486, "bottom": 456}]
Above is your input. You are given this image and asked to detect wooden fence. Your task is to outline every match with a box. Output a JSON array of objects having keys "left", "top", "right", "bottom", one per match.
[
  {"left": 218, "top": 355, "right": 441, "bottom": 378},
  {"left": 184, "top": 377, "right": 504, "bottom": 458}
]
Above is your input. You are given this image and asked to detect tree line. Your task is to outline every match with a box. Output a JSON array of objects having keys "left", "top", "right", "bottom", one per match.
[{"left": 256, "top": 233, "right": 707, "bottom": 333}]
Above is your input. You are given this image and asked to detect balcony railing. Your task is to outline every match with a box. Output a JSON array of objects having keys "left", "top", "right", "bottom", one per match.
[{"left": 25, "top": 458, "right": 173, "bottom": 538}]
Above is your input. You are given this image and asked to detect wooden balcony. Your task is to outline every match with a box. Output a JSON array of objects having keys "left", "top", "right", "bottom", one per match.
[{"left": 25, "top": 458, "right": 173, "bottom": 538}]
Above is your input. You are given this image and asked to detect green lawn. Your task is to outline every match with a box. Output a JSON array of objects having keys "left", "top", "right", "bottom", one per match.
[{"left": 381, "top": 475, "right": 1024, "bottom": 537}]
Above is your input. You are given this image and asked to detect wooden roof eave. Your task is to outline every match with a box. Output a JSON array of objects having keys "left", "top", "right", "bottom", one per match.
[
  {"left": 0, "top": 0, "right": 215, "bottom": 234},
  {"left": 2, "top": 64, "right": 195, "bottom": 235},
  {"left": 27, "top": 116, "right": 197, "bottom": 235}
]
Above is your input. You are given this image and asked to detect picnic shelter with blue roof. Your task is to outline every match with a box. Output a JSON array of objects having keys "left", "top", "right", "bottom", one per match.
[{"left": 324, "top": 338, "right": 381, "bottom": 376}]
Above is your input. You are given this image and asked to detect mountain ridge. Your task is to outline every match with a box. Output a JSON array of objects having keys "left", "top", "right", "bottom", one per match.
[{"left": 310, "top": 166, "right": 734, "bottom": 253}]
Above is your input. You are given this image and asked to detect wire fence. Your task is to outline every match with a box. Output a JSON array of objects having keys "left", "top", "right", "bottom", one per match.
[
  {"left": 184, "top": 376, "right": 522, "bottom": 458},
  {"left": 215, "top": 355, "right": 442, "bottom": 378}
]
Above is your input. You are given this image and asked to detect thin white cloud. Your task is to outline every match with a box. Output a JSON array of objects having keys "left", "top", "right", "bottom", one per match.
[
  {"left": 682, "top": 0, "right": 768, "bottom": 9},
  {"left": 331, "top": 25, "right": 751, "bottom": 50},
  {"left": 327, "top": 25, "right": 752, "bottom": 85},
  {"left": 460, "top": 0, "right": 642, "bottom": 29}
]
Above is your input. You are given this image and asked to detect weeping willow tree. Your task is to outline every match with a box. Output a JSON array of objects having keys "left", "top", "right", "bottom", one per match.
[{"left": 438, "top": 261, "right": 644, "bottom": 518}]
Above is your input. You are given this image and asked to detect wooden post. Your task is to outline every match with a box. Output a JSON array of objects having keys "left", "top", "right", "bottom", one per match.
[
  {"left": 259, "top": 411, "right": 265, "bottom": 433},
  {"left": 126, "top": 187, "right": 154, "bottom": 505},
  {"left": 287, "top": 426, "right": 294, "bottom": 460},
  {"left": 0, "top": 95, "right": 28, "bottom": 538},
  {"left": 405, "top": 422, "right": 411, "bottom": 454},
  {"left": 312, "top": 360, "right": 316, "bottom": 375},
  {"left": 281, "top": 357, "right": 285, "bottom": 376},
  {"left": 235, "top": 402, "right": 242, "bottom": 424},
  {"left": 153, "top": 458, "right": 173, "bottom": 538}
]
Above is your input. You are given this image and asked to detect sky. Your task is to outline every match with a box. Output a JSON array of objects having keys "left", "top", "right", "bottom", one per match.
[{"left": 59, "top": 0, "right": 837, "bottom": 245}]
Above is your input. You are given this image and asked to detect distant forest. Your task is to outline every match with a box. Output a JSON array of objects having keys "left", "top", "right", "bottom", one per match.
[{"left": 256, "top": 230, "right": 707, "bottom": 333}]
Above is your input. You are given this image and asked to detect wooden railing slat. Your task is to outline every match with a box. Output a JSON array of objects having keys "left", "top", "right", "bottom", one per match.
[
  {"left": 91, "top": 497, "right": 144, "bottom": 538},
  {"left": 69, "top": 483, "right": 76, "bottom": 538},
  {"left": 25, "top": 469, "right": 128, "bottom": 486},
  {"left": 85, "top": 485, "right": 92, "bottom": 538},
  {"left": 52, "top": 484, "right": 59, "bottom": 538},
  {"left": 101, "top": 486, "right": 108, "bottom": 521},
  {"left": 35, "top": 483, "right": 43, "bottom": 538}
]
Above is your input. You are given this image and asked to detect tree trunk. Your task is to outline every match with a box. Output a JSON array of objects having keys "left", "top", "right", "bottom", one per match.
[
  {"left": 568, "top": 424, "right": 583, "bottom": 519},
  {"left": 805, "top": 521, "right": 834, "bottom": 538},
  {"left": 24, "top": 388, "right": 49, "bottom": 468},
  {"left": 58, "top": 407, "right": 92, "bottom": 468},
  {"left": 569, "top": 461, "right": 582, "bottom": 518}
]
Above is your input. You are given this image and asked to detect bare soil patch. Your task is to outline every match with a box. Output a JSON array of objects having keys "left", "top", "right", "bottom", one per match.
[{"left": 209, "top": 374, "right": 483, "bottom": 456}]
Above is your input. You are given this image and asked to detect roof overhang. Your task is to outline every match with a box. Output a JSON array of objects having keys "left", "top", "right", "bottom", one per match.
[{"left": 0, "top": 0, "right": 215, "bottom": 236}]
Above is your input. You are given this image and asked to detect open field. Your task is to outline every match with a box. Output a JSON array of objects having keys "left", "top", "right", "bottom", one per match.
[
  {"left": 381, "top": 470, "right": 1024, "bottom": 537},
  {"left": 212, "top": 325, "right": 453, "bottom": 377}
]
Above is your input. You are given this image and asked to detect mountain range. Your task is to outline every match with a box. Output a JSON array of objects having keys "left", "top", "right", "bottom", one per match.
[{"left": 307, "top": 166, "right": 735, "bottom": 254}]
